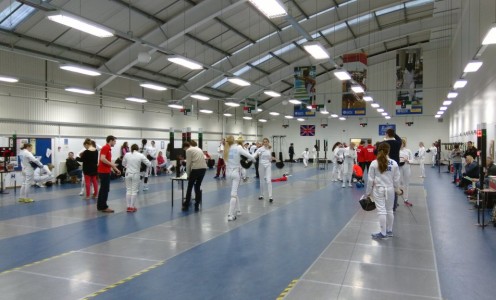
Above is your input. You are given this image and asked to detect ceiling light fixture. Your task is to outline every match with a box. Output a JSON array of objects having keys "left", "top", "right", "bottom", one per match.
[
  {"left": 377, "top": 108, "right": 384, "bottom": 113},
  {"left": 258, "top": 119, "right": 267, "bottom": 122},
  {"left": 269, "top": 112, "right": 280, "bottom": 116},
  {"left": 227, "top": 77, "right": 251, "bottom": 86},
  {"left": 125, "top": 97, "right": 147, "bottom": 103},
  {"left": 437, "top": 110, "right": 444, "bottom": 115},
  {"left": 168, "top": 104, "right": 184, "bottom": 109},
  {"left": 263, "top": 90, "right": 281, "bottom": 97},
  {"left": 65, "top": 87, "right": 95, "bottom": 95},
  {"left": 385, "top": 116, "right": 391, "bottom": 119},
  {"left": 339, "top": 117, "right": 346, "bottom": 120},
  {"left": 168, "top": 56, "right": 203, "bottom": 70},
  {"left": 303, "top": 42, "right": 330, "bottom": 59},
  {"left": 440, "top": 106, "right": 448, "bottom": 111},
  {"left": 435, "top": 114, "right": 441, "bottom": 118},
  {"left": 381, "top": 112, "right": 388, "bottom": 116},
  {"left": 199, "top": 109, "right": 213, "bottom": 114},
  {"left": 60, "top": 64, "right": 101, "bottom": 76},
  {"left": 140, "top": 82, "right": 167, "bottom": 91},
  {"left": 225, "top": 102, "right": 240, "bottom": 107},
  {"left": 482, "top": 24, "right": 496, "bottom": 45},
  {"left": 463, "top": 60, "right": 483, "bottom": 73},
  {"left": 284, "top": 115, "right": 294, "bottom": 119},
  {"left": 191, "top": 94, "right": 210, "bottom": 100},
  {"left": 223, "top": 113, "right": 233, "bottom": 117},
  {"left": 47, "top": 11, "right": 114, "bottom": 38},
  {"left": 243, "top": 116, "right": 253, "bottom": 120},
  {"left": 371, "top": 103, "right": 380, "bottom": 108},
  {"left": 320, "top": 110, "right": 329, "bottom": 115},
  {"left": 443, "top": 100, "right": 452, "bottom": 106},
  {"left": 0, "top": 75, "right": 19, "bottom": 83},
  {"left": 330, "top": 114, "right": 339, "bottom": 118},
  {"left": 297, "top": 118, "right": 305, "bottom": 122},
  {"left": 453, "top": 79, "right": 467, "bottom": 89},
  {"left": 289, "top": 99, "right": 302, "bottom": 104},
  {"left": 447, "top": 92, "right": 458, "bottom": 98},
  {"left": 248, "top": 0, "right": 287, "bottom": 18},
  {"left": 363, "top": 96, "right": 373, "bottom": 102},
  {"left": 333, "top": 69, "right": 351, "bottom": 80},
  {"left": 351, "top": 85, "right": 365, "bottom": 93},
  {"left": 257, "top": 108, "right": 263, "bottom": 112}
]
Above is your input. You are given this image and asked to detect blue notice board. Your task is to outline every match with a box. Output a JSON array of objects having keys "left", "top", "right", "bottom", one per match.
[{"left": 379, "top": 124, "right": 396, "bottom": 136}]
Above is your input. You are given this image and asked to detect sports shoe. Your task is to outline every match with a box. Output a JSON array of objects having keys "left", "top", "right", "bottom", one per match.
[
  {"left": 236, "top": 210, "right": 242, "bottom": 216},
  {"left": 143, "top": 185, "right": 149, "bottom": 191},
  {"left": 258, "top": 196, "right": 264, "bottom": 200},
  {"left": 269, "top": 198, "right": 273, "bottom": 203},
  {"left": 371, "top": 232, "right": 388, "bottom": 240},
  {"left": 227, "top": 215, "right": 237, "bottom": 221},
  {"left": 132, "top": 207, "right": 138, "bottom": 212},
  {"left": 342, "top": 184, "right": 346, "bottom": 188},
  {"left": 126, "top": 207, "right": 134, "bottom": 212},
  {"left": 214, "top": 175, "right": 219, "bottom": 179},
  {"left": 404, "top": 201, "right": 413, "bottom": 207},
  {"left": 79, "top": 190, "right": 83, "bottom": 196},
  {"left": 23, "top": 198, "right": 34, "bottom": 203},
  {"left": 386, "top": 231, "right": 394, "bottom": 237},
  {"left": 18, "top": 198, "right": 26, "bottom": 202},
  {"left": 348, "top": 183, "right": 353, "bottom": 187}
]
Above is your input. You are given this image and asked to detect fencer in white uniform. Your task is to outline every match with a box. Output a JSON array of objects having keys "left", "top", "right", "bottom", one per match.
[
  {"left": 148, "top": 141, "right": 158, "bottom": 175},
  {"left": 123, "top": 144, "right": 151, "bottom": 212},
  {"left": 311, "top": 146, "right": 317, "bottom": 166},
  {"left": 429, "top": 143, "right": 438, "bottom": 167},
  {"left": 225, "top": 136, "right": 255, "bottom": 221},
  {"left": 332, "top": 142, "right": 344, "bottom": 182},
  {"left": 399, "top": 139, "right": 414, "bottom": 206},
  {"left": 34, "top": 164, "right": 54, "bottom": 187},
  {"left": 417, "top": 142, "right": 426, "bottom": 177},
  {"left": 366, "top": 143, "right": 401, "bottom": 240},
  {"left": 342, "top": 143, "right": 357, "bottom": 188},
  {"left": 301, "top": 148, "right": 310, "bottom": 167},
  {"left": 255, "top": 138, "right": 274, "bottom": 202},
  {"left": 141, "top": 139, "right": 155, "bottom": 190},
  {"left": 19, "top": 143, "right": 43, "bottom": 203}
]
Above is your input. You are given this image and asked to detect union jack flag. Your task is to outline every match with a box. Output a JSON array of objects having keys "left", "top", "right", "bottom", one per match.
[{"left": 300, "top": 125, "right": 315, "bottom": 136}]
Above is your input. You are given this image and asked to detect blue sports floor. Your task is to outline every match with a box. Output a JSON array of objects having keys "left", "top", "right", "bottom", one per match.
[{"left": 0, "top": 164, "right": 494, "bottom": 300}]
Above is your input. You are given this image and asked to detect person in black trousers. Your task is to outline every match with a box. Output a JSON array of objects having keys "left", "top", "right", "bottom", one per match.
[
  {"left": 254, "top": 141, "right": 261, "bottom": 178},
  {"left": 182, "top": 141, "right": 207, "bottom": 211},
  {"left": 289, "top": 143, "right": 295, "bottom": 163},
  {"left": 382, "top": 128, "right": 402, "bottom": 210}
]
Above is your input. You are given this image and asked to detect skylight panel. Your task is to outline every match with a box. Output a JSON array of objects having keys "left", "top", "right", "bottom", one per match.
[
  {"left": 212, "top": 78, "right": 228, "bottom": 89},
  {"left": 347, "top": 13, "right": 372, "bottom": 26},
  {"left": 251, "top": 54, "right": 273, "bottom": 66},
  {"left": 320, "top": 23, "right": 347, "bottom": 35},
  {"left": 304, "top": 6, "right": 336, "bottom": 21},
  {"left": 405, "top": 0, "right": 434, "bottom": 9},
  {"left": 273, "top": 44, "right": 296, "bottom": 56},
  {"left": 0, "top": 2, "right": 36, "bottom": 30},
  {"left": 233, "top": 65, "right": 251, "bottom": 76},
  {"left": 338, "top": 0, "right": 357, "bottom": 7},
  {"left": 232, "top": 43, "right": 254, "bottom": 56},
  {"left": 376, "top": 4, "right": 404, "bottom": 16}
]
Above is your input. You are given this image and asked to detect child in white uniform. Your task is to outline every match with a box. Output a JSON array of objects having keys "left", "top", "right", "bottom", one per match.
[
  {"left": 366, "top": 142, "right": 401, "bottom": 239},
  {"left": 311, "top": 146, "right": 317, "bottom": 166},
  {"left": 123, "top": 144, "right": 151, "bottom": 212},
  {"left": 331, "top": 142, "right": 344, "bottom": 182},
  {"left": 255, "top": 138, "right": 274, "bottom": 202},
  {"left": 417, "top": 142, "right": 426, "bottom": 177},
  {"left": 399, "top": 139, "right": 413, "bottom": 206},
  {"left": 19, "top": 143, "right": 43, "bottom": 203},
  {"left": 342, "top": 143, "right": 357, "bottom": 188},
  {"left": 225, "top": 135, "right": 255, "bottom": 221},
  {"left": 34, "top": 164, "right": 55, "bottom": 187},
  {"left": 301, "top": 148, "right": 310, "bottom": 167},
  {"left": 429, "top": 143, "right": 438, "bottom": 168}
]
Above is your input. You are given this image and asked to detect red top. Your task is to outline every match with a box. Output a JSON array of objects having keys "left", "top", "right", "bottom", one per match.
[
  {"left": 98, "top": 144, "right": 112, "bottom": 173},
  {"left": 364, "top": 145, "right": 376, "bottom": 162},
  {"left": 356, "top": 145, "right": 365, "bottom": 162},
  {"left": 353, "top": 164, "right": 363, "bottom": 177},
  {"left": 157, "top": 155, "right": 165, "bottom": 165}
]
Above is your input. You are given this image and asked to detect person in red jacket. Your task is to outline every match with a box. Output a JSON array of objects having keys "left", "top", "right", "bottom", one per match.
[
  {"left": 357, "top": 140, "right": 366, "bottom": 173},
  {"left": 364, "top": 139, "right": 376, "bottom": 173}
]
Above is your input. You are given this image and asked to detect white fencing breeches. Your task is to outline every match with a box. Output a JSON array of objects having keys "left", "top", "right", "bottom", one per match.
[
  {"left": 259, "top": 163, "right": 272, "bottom": 198},
  {"left": 20, "top": 171, "right": 34, "bottom": 199},
  {"left": 227, "top": 167, "right": 242, "bottom": 217},
  {"left": 400, "top": 165, "right": 411, "bottom": 201}
]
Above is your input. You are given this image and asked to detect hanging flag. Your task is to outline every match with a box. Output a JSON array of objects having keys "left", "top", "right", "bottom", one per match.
[{"left": 300, "top": 125, "right": 316, "bottom": 136}]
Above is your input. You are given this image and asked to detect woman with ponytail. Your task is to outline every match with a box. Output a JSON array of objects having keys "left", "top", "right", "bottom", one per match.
[
  {"left": 224, "top": 135, "right": 255, "bottom": 221},
  {"left": 19, "top": 143, "right": 43, "bottom": 203},
  {"left": 365, "top": 142, "right": 401, "bottom": 240}
]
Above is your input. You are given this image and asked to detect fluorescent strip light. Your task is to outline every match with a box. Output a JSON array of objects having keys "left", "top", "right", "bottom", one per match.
[
  {"left": 258, "top": 119, "right": 267, "bottom": 122},
  {"left": 289, "top": 99, "right": 302, "bottom": 104},
  {"left": 381, "top": 112, "right": 388, "bottom": 116},
  {"left": 223, "top": 113, "right": 233, "bottom": 117},
  {"left": 257, "top": 108, "right": 263, "bottom": 112},
  {"left": 339, "top": 117, "right": 346, "bottom": 120},
  {"left": 225, "top": 102, "right": 240, "bottom": 107},
  {"left": 125, "top": 97, "right": 147, "bottom": 103},
  {"left": 199, "top": 109, "right": 213, "bottom": 114},
  {"left": 285, "top": 115, "right": 294, "bottom": 119},
  {"left": 191, "top": 94, "right": 210, "bottom": 100},
  {"left": 437, "top": 110, "right": 444, "bottom": 115},
  {"left": 371, "top": 103, "right": 380, "bottom": 108},
  {"left": 264, "top": 90, "right": 281, "bottom": 97},
  {"left": 307, "top": 105, "right": 313, "bottom": 109},
  {"left": 351, "top": 85, "right": 365, "bottom": 93},
  {"left": 269, "top": 112, "right": 280, "bottom": 116},
  {"left": 248, "top": 0, "right": 287, "bottom": 18},
  {"left": 297, "top": 118, "right": 305, "bottom": 122},
  {"left": 334, "top": 70, "right": 351, "bottom": 80},
  {"left": 303, "top": 42, "right": 330, "bottom": 59},
  {"left": 447, "top": 92, "right": 458, "bottom": 99},
  {"left": 168, "top": 57, "right": 203, "bottom": 70},
  {"left": 330, "top": 114, "right": 339, "bottom": 118},
  {"left": 60, "top": 64, "right": 101, "bottom": 76},
  {"left": 47, "top": 11, "right": 114, "bottom": 38},
  {"left": 243, "top": 116, "right": 253, "bottom": 120},
  {"left": 65, "top": 87, "right": 94, "bottom": 95},
  {"left": 435, "top": 115, "right": 441, "bottom": 118},
  {"left": 140, "top": 82, "right": 167, "bottom": 91},
  {"left": 385, "top": 116, "right": 391, "bottom": 119},
  {"left": 482, "top": 24, "right": 496, "bottom": 45},
  {"left": 320, "top": 111, "right": 329, "bottom": 115},
  {"left": 227, "top": 77, "right": 251, "bottom": 86},
  {"left": 377, "top": 108, "right": 384, "bottom": 112},
  {"left": 363, "top": 96, "right": 373, "bottom": 102},
  {"left": 0, "top": 76, "right": 18, "bottom": 83},
  {"left": 440, "top": 106, "right": 447, "bottom": 111},
  {"left": 463, "top": 61, "right": 483, "bottom": 73},
  {"left": 443, "top": 100, "right": 452, "bottom": 106},
  {"left": 453, "top": 80, "right": 467, "bottom": 89},
  {"left": 168, "top": 104, "right": 184, "bottom": 109}
]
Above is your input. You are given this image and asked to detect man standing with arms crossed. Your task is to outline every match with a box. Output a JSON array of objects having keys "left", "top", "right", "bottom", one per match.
[
  {"left": 383, "top": 129, "right": 402, "bottom": 211},
  {"left": 97, "top": 135, "right": 121, "bottom": 213}
]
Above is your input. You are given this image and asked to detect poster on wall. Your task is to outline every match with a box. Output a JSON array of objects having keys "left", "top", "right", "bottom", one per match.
[
  {"left": 300, "top": 125, "right": 316, "bottom": 136},
  {"left": 293, "top": 66, "right": 316, "bottom": 117},
  {"left": 396, "top": 49, "right": 423, "bottom": 115},
  {"left": 342, "top": 53, "right": 367, "bottom": 116},
  {"left": 378, "top": 124, "right": 396, "bottom": 136}
]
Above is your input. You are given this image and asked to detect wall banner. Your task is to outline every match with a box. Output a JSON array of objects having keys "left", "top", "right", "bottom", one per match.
[
  {"left": 396, "top": 49, "right": 423, "bottom": 115},
  {"left": 293, "top": 66, "right": 316, "bottom": 117}
]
